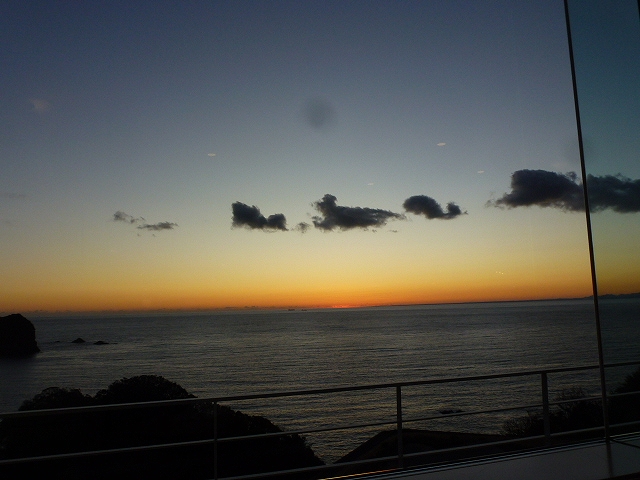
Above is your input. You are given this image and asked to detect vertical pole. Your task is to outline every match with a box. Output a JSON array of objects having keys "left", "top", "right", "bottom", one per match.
[
  {"left": 214, "top": 401, "right": 218, "bottom": 480},
  {"left": 563, "top": 0, "right": 610, "bottom": 440},
  {"left": 396, "top": 386, "right": 404, "bottom": 469},
  {"left": 542, "top": 372, "right": 551, "bottom": 443}
]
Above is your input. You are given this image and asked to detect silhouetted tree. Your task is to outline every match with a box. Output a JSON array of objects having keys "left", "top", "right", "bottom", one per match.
[{"left": 0, "top": 375, "right": 323, "bottom": 480}]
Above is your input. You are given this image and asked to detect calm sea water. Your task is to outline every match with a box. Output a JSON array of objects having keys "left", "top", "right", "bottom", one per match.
[{"left": 2, "top": 298, "right": 639, "bottom": 462}]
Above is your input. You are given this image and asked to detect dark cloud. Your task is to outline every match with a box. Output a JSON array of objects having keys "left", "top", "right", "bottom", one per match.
[
  {"left": 303, "top": 97, "right": 335, "bottom": 130},
  {"left": 113, "top": 210, "right": 140, "bottom": 224},
  {"left": 587, "top": 174, "right": 640, "bottom": 213},
  {"left": 489, "top": 169, "right": 640, "bottom": 214},
  {"left": 232, "top": 202, "right": 288, "bottom": 231},
  {"left": 488, "top": 169, "right": 584, "bottom": 211},
  {"left": 311, "top": 194, "right": 404, "bottom": 231},
  {"left": 294, "top": 222, "right": 311, "bottom": 233},
  {"left": 138, "top": 221, "right": 178, "bottom": 231},
  {"left": 113, "top": 211, "right": 177, "bottom": 232},
  {"left": 403, "top": 195, "right": 465, "bottom": 219}
]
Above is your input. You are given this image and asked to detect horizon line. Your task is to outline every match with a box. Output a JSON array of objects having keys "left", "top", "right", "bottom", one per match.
[{"left": 6, "top": 292, "right": 639, "bottom": 317}]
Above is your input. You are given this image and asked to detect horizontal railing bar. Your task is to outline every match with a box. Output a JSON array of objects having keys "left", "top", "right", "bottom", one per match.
[
  {"left": 5, "top": 362, "right": 627, "bottom": 419},
  {"left": 216, "top": 418, "right": 400, "bottom": 443},
  {"left": 0, "top": 436, "right": 218, "bottom": 465},
  {"left": 214, "top": 420, "right": 396, "bottom": 444},
  {"left": 603, "top": 360, "right": 640, "bottom": 369},
  {"left": 610, "top": 420, "right": 640, "bottom": 429},
  {"left": 551, "top": 395, "right": 602, "bottom": 406},
  {"left": 400, "top": 427, "right": 605, "bottom": 463},
  {"left": 0, "top": 397, "right": 216, "bottom": 419},
  {"left": 404, "top": 392, "right": 612, "bottom": 426},
  {"left": 607, "top": 390, "right": 640, "bottom": 399},
  {"left": 4, "top": 360, "right": 638, "bottom": 420},
  {"left": 214, "top": 455, "right": 401, "bottom": 480},
  {"left": 403, "top": 402, "right": 546, "bottom": 425},
  {"left": 612, "top": 429, "right": 640, "bottom": 443},
  {"left": 549, "top": 426, "right": 605, "bottom": 437},
  {"left": 402, "top": 434, "right": 549, "bottom": 460}
]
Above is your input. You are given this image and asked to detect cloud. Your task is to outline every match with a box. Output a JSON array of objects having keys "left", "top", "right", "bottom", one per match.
[
  {"left": 232, "top": 202, "right": 288, "bottom": 231},
  {"left": 29, "top": 98, "right": 51, "bottom": 114},
  {"left": 488, "top": 169, "right": 640, "bottom": 214},
  {"left": 303, "top": 97, "right": 335, "bottom": 130},
  {"left": 587, "top": 174, "right": 640, "bottom": 213},
  {"left": 311, "top": 194, "right": 404, "bottom": 231},
  {"left": 113, "top": 210, "right": 140, "bottom": 224},
  {"left": 403, "top": 195, "right": 465, "bottom": 220},
  {"left": 137, "top": 221, "right": 178, "bottom": 231},
  {"left": 294, "top": 222, "right": 311, "bottom": 233},
  {"left": 488, "top": 169, "right": 584, "bottom": 211},
  {"left": 113, "top": 211, "right": 177, "bottom": 232}
]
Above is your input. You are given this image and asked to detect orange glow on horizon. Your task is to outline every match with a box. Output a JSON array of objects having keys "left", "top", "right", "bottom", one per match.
[{"left": 1, "top": 276, "right": 597, "bottom": 315}]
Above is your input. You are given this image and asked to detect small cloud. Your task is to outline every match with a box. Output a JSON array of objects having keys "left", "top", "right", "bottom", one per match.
[
  {"left": 294, "top": 222, "right": 311, "bottom": 233},
  {"left": 137, "top": 221, "right": 178, "bottom": 231},
  {"left": 437, "top": 142, "right": 446, "bottom": 147},
  {"left": 113, "top": 211, "right": 177, "bottom": 233},
  {"left": 478, "top": 170, "right": 485, "bottom": 174},
  {"left": 487, "top": 169, "right": 584, "bottom": 211},
  {"left": 403, "top": 195, "right": 466, "bottom": 220},
  {"left": 208, "top": 153, "right": 216, "bottom": 157},
  {"left": 232, "top": 202, "right": 288, "bottom": 231},
  {"left": 303, "top": 97, "right": 336, "bottom": 130},
  {"left": 113, "top": 210, "right": 139, "bottom": 224},
  {"left": 311, "top": 194, "right": 404, "bottom": 231},
  {"left": 367, "top": 183, "right": 374, "bottom": 186},
  {"left": 29, "top": 98, "right": 51, "bottom": 114}
]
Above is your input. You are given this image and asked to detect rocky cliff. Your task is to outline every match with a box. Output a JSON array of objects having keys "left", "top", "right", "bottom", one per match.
[{"left": 0, "top": 314, "right": 40, "bottom": 357}]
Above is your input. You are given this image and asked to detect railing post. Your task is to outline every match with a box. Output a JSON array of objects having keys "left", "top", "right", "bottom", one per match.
[
  {"left": 213, "top": 401, "right": 218, "bottom": 480},
  {"left": 396, "top": 385, "right": 404, "bottom": 470},
  {"left": 541, "top": 372, "right": 551, "bottom": 443}
]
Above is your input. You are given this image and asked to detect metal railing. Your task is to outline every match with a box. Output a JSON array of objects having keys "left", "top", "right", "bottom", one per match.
[{"left": 1, "top": 361, "right": 639, "bottom": 479}]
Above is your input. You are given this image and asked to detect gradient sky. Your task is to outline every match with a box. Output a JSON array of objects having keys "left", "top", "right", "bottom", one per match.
[{"left": 1, "top": 1, "right": 638, "bottom": 313}]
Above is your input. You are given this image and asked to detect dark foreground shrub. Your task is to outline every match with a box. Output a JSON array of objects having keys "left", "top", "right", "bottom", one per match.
[
  {"left": 502, "top": 387, "right": 602, "bottom": 438},
  {"left": 609, "top": 367, "right": 640, "bottom": 427},
  {"left": 0, "top": 375, "right": 323, "bottom": 480}
]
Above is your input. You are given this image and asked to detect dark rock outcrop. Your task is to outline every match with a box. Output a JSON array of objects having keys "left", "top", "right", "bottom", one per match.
[
  {"left": 0, "top": 314, "right": 40, "bottom": 357},
  {"left": 71, "top": 337, "right": 85, "bottom": 343}
]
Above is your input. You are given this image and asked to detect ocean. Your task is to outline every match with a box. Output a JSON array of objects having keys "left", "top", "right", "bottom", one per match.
[{"left": 1, "top": 298, "right": 639, "bottom": 462}]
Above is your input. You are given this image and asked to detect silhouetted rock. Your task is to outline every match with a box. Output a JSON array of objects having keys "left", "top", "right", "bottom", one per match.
[
  {"left": 0, "top": 314, "right": 40, "bottom": 357},
  {"left": 93, "top": 341, "right": 109, "bottom": 345},
  {"left": 71, "top": 337, "right": 85, "bottom": 343}
]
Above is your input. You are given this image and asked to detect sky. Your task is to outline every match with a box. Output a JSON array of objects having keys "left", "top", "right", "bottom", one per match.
[{"left": 1, "top": 0, "right": 638, "bottom": 313}]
